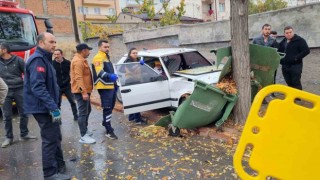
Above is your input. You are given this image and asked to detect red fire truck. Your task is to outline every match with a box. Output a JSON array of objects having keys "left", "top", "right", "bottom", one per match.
[{"left": 0, "top": 0, "right": 52, "bottom": 60}]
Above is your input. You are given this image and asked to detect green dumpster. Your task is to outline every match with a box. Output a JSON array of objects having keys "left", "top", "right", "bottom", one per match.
[
  {"left": 172, "top": 80, "right": 237, "bottom": 128},
  {"left": 212, "top": 44, "right": 281, "bottom": 100},
  {"left": 155, "top": 80, "right": 237, "bottom": 129},
  {"left": 155, "top": 56, "right": 237, "bottom": 130}
]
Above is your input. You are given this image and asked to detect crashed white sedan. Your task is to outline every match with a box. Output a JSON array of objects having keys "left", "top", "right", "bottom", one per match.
[{"left": 114, "top": 48, "right": 222, "bottom": 115}]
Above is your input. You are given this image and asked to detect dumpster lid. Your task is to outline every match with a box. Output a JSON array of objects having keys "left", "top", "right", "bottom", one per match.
[{"left": 218, "top": 56, "right": 232, "bottom": 82}]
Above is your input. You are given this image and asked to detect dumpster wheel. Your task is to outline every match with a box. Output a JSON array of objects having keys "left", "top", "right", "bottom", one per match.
[{"left": 168, "top": 124, "right": 180, "bottom": 137}]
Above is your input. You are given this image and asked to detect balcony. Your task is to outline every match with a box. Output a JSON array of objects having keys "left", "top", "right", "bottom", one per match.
[
  {"left": 84, "top": 14, "right": 108, "bottom": 21},
  {"left": 83, "top": 0, "right": 112, "bottom": 6}
]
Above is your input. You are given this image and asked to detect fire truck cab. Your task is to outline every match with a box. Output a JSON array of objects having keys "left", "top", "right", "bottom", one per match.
[{"left": 0, "top": 0, "right": 52, "bottom": 60}]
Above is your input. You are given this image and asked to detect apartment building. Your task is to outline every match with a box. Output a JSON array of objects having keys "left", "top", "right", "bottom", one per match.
[
  {"left": 15, "top": 0, "right": 74, "bottom": 36},
  {"left": 202, "top": 0, "right": 230, "bottom": 21},
  {"left": 286, "top": 0, "right": 320, "bottom": 6},
  {"left": 120, "top": 0, "right": 230, "bottom": 21},
  {"left": 75, "top": 0, "right": 121, "bottom": 22}
]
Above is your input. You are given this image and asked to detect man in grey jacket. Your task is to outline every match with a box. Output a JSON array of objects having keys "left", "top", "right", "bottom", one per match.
[
  {"left": 253, "top": 23, "right": 278, "bottom": 48},
  {"left": 0, "top": 43, "right": 36, "bottom": 148},
  {"left": 0, "top": 77, "right": 8, "bottom": 106}
]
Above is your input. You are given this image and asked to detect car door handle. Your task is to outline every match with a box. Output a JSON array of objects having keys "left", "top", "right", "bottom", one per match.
[{"left": 121, "top": 89, "right": 131, "bottom": 93}]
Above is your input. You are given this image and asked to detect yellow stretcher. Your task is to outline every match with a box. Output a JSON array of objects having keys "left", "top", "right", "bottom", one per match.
[{"left": 234, "top": 85, "right": 320, "bottom": 180}]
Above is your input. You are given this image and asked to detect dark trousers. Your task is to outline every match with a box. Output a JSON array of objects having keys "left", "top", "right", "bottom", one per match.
[
  {"left": 282, "top": 64, "right": 303, "bottom": 90},
  {"left": 2, "top": 87, "right": 28, "bottom": 138},
  {"left": 58, "top": 87, "right": 78, "bottom": 120},
  {"left": 129, "top": 113, "right": 142, "bottom": 122},
  {"left": 33, "top": 113, "right": 64, "bottom": 177},
  {"left": 98, "top": 89, "right": 116, "bottom": 133},
  {"left": 74, "top": 93, "right": 91, "bottom": 137}
]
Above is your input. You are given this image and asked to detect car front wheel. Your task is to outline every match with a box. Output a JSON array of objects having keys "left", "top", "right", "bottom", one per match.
[{"left": 116, "top": 88, "right": 123, "bottom": 104}]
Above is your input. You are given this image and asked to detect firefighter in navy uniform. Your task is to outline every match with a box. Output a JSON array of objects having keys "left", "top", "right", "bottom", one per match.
[
  {"left": 24, "top": 32, "right": 70, "bottom": 180},
  {"left": 92, "top": 40, "right": 118, "bottom": 140}
]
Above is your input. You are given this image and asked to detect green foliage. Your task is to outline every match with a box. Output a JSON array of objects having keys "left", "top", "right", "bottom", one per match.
[
  {"left": 78, "top": 21, "right": 124, "bottom": 41},
  {"left": 159, "top": 0, "right": 186, "bottom": 27},
  {"left": 249, "top": 0, "right": 287, "bottom": 15},
  {"left": 106, "top": 15, "right": 117, "bottom": 23},
  {"left": 122, "top": 7, "right": 129, "bottom": 13},
  {"left": 134, "top": 0, "right": 186, "bottom": 27}
]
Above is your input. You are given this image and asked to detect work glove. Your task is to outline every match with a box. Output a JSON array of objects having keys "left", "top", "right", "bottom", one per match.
[
  {"left": 139, "top": 57, "right": 144, "bottom": 65},
  {"left": 50, "top": 109, "right": 62, "bottom": 124},
  {"left": 109, "top": 74, "right": 118, "bottom": 82}
]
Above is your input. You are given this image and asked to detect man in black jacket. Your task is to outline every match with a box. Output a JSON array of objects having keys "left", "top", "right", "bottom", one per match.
[
  {"left": 278, "top": 26, "right": 310, "bottom": 90},
  {"left": 53, "top": 49, "right": 78, "bottom": 121},
  {"left": 0, "top": 43, "right": 37, "bottom": 148}
]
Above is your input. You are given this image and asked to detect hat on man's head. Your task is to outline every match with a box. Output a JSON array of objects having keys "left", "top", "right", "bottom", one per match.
[{"left": 76, "top": 43, "right": 93, "bottom": 51}]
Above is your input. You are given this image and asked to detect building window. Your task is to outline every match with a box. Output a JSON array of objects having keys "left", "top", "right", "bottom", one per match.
[
  {"left": 109, "top": 8, "right": 115, "bottom": 15},
  {"left": 94, "top": 7, "right": 101, "bottom": 15},
  {"left": 219, "top": 3, "right": 225, "bottom": 12},
  {"left": 78, "top": 7, "right": 88, "bottom": 14}
]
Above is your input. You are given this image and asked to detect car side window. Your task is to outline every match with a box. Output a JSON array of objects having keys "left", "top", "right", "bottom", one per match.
[
  {"left": 162, "top": 54, "right": 182, "bottom": 75},
  {"left": 114, "top": 63, "right": 163, "bottom": 86},
  {"left": 181, "top": 51, "right": 211, "bottom": 68}
]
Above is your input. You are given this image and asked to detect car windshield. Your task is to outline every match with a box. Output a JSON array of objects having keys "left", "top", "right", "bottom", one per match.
[
  {"left": 161, "top": 51, "right": 212, "bottom": 76},
  {"left": 114, "top": 62, "right": 162, "bottom": 86},
  {"left": 0, "top": 12, "right": 37, "bottom": 51}
]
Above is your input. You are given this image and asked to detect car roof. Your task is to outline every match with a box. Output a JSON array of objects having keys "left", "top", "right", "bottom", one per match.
[{"left": 122, "top": 48, "right": 197, "bottom": 58}]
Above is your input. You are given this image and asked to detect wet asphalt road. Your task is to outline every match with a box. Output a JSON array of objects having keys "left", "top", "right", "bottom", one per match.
[{"left": 0, "top": 99, "right": 237, "bottom": 180}]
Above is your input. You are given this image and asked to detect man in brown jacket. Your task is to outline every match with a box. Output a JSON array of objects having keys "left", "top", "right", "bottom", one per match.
[{"left": 70, "top": 43, "right": 95, "bottom": 144}]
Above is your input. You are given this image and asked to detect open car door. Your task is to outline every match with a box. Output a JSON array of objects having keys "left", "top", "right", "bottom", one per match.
[{"left": 114, "top": 63, "right": 171, "bottom": 115}]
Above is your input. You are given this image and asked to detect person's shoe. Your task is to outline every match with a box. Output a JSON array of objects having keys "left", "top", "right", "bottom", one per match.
[
  {"left": 86, "top": 130, "right": 93, "bottom": 136},
  {"left": 44, "top": 173, "right": 71, "bottom": 180},
  {"left": 79, "top": 134, "right": 96, "bottom": 144},
  {"left": 1, "top": 138, "right": 13, "bottom": 148},
  {"left": 105, "top": 132, "right": 118, "bottom": 140},
  {"left": 58, "top": 162, "right": 66, "bottom": 173},
  {"left": 20, "top": 134, "right": 37, "bottom": 141},
  {"left": 135, "top": 119, "right": 147, "bottom": 125}
]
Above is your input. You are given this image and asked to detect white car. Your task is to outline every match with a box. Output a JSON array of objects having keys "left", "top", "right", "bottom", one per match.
[{"left": 114, "top": 48, "right": 222, "bottom": 115}]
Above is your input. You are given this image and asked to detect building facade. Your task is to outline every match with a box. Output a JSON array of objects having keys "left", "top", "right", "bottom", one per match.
[
  {"left": 120, "top": 0, "right": 230, "bottom": 21},
  {"left": 74, "top": 0, "right": 121, "bottom": 22},
  {"left": 16, "top": 0, "right": 74, "bottom": 37},
  {"left": 286, "top": 0, "right": 320, "bottom": 6},
  {"left": 201, "top": 0, "right": 230, "bottom": 21}
]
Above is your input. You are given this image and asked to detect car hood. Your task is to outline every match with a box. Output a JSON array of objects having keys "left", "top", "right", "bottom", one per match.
[{"left": 174, "top": 66, "right": 222, "bottom": 84}]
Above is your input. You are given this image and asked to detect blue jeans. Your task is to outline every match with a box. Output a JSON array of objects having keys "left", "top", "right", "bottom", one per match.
[
  {"left": 129, "top": 113, "right": 143, "bottom": 122},
  {"left": 98, "top": 89, "right": 116, "bottom": 133},
  {"left": 74, "top": 93, "right": 91, "bottom": 137},
  {"left": 33, "top": 113, "right": 64, "bottom": 177},
  {"left": 2, "top": 87, "right": 28, "bottom": 138}
]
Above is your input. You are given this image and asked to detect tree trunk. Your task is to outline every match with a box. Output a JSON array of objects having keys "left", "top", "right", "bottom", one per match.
[{"left": 230, "top": 0, "right": 251, "bottom": 124}]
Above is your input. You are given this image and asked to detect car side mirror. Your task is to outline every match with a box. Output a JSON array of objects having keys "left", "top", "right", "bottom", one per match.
[{"left": 44, "top": 19, "right": 53, "bottom": 34}]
